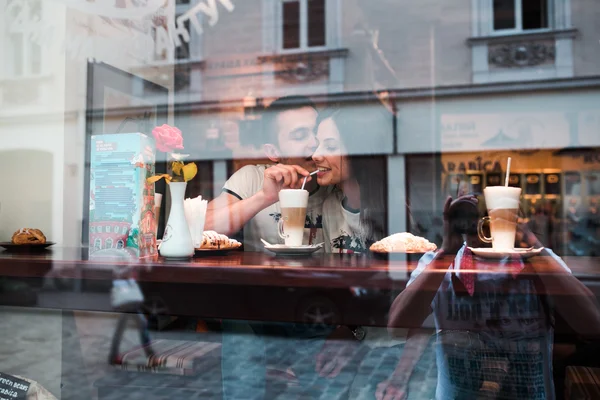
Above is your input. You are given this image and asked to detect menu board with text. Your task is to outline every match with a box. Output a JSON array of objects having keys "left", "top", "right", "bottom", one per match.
[
  {"left": 486, "top": 172, "right": 502, "bottom": 187},
  {"left": 525, "top": 173, "right": 542, "bottom": 196},
  {"left": 545, "top": 173, "right": 561, "bottom": 195},
  {"left": 508, "top": 174, "right": 521, "bottom": 188},
  {"left": 0, "top": 373, "right": 29, "bottom": 400}
]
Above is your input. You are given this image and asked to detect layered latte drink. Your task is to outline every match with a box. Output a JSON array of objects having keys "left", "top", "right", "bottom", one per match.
[
  {"left": 479, "top": 186, "right": 522, "bottom": 250},
  {"left": 278, "top": 189, "right": 308, "bottom": 246}
]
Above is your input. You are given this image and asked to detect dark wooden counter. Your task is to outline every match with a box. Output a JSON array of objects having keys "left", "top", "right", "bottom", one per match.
[
  {"left": 1, "top": 248, "right": 599, "bottom": 289},
  {"left": 2, "top": 247, "right": 600, "bottom": 327}
]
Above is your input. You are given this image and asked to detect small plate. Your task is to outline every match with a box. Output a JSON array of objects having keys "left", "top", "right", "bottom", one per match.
[
  {"left": 468, "top": 247, "right": 544, "bottom": 260},
  {"left": 0, "top": 242, "right": 55, "bottom": 253},
  {"left": 264, "top": 243, "right": 323, "bottom": 256}
]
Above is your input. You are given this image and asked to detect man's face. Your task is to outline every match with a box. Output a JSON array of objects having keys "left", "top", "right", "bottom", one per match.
[{"left": 274, "top": 106, "right": 319, "bottom": 170}]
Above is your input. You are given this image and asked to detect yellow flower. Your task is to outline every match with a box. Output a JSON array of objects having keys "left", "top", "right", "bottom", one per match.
[{"left": 182, "top": 162, "right": 198, "bottom": 182}]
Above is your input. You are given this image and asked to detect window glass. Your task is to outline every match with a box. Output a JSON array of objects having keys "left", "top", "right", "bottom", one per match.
[
  {"left": 308, "top": 0, "right": 326, "bottom": 47},
  {"left": 1, "top": 2, "right": 599, "bottom": 400},
  {"left": 282, "top": 0, "right": 301, "bottom": 49},
  {"left": 523, "top": 0, "right": 548, "bottom": 30},
  {"left": 493, "top": 0, "right": 517, "bottom": 30}
]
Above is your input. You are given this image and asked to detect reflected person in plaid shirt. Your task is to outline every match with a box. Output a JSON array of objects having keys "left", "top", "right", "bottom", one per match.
[{"left": 384, "top": 195, "right": 600, "bottom": 400}]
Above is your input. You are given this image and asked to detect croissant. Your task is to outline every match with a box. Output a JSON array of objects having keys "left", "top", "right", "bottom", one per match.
[
  {"left": 11, "top": 228, "right": 47, "bottom": 245},
  {"left": 370, "top": 232, "right": 436, "bottom": 253},
  {"left": 199, "top": 230, "right": 242, "bottom": 250}
]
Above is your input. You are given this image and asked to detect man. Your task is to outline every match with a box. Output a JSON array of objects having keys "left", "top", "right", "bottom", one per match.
[
  {"left": 381, "top": 196, "right": 600, "bottom": 400},
  {"left": 212, "top": 96, "right": 352, "bottom": 399},
  {"left": 205, "top": 95, "right": 328, "bottom": 252}
]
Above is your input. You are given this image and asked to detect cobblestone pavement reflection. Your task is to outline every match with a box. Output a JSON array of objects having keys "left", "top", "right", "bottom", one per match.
[{"left": 0, "top": 307, "right": 437, "bottom": 399}]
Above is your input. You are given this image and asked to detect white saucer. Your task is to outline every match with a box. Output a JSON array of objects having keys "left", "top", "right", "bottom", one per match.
[
  {"left": 264, "top": 243, "right": 323, "bottom": 256},
  {"left": 468, "top": 247, "right": 544, "bottom": 260}
]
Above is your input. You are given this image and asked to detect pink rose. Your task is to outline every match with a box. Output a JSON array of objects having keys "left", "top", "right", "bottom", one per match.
[{"left": 152, "top": 124, "right": 184, "bottom": 153}]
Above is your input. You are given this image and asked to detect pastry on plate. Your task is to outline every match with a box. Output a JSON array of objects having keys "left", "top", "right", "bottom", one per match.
[
  {"left": 370, "top": 232, "right": 436, "bottom": 253},
  {"left": 11, "top": 228, "right": 47, "bottom": 245},
  {"left": 199, "top": 230, "right": 242, "bottom": 250}
]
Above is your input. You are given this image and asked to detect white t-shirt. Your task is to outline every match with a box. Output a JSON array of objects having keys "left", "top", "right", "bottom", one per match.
[
  {"left": 322, "top": 189, "right": 372, "bottom": 254},
  {"left": 222, "top": 165, "right": 329, "bottom": 252},
  {"left": 407, "top": 245, "right": 570, "bottom": 400}
]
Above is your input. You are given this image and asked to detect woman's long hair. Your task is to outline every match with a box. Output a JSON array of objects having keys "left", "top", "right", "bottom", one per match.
[{"left": 316, "top": 104, "right": 390, "bottom": 243}]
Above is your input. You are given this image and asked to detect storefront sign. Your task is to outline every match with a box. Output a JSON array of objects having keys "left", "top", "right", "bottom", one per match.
[
  {"left": 583, "top": 153, "right": 600, "bottom": 164},
  {"left": 0, "top": 373, "right": 30, "bottom": 400},
  {"left": 155, "top": 0, "right": 235, "bottom": 55},
  {"left": 206, "top": 57, "right": 259, "bottom": 71},
  {"left": 444, "top": 156, "right": 503, "bottom": 173},
  {"left": 49, "top": 0, "right": 164, "bottom": 19},
  {"left": 441, "top": 113, "right": 570, "bottom": 152},
  {"left": 7, "top": 0, "right": 236, "bottom": 60}
]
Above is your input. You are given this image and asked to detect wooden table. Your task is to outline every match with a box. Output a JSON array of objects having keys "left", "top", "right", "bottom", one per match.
[
  {"left": 2, "top": 247, "right": 599, "bottom": 285},
  {"left": 3, "top": 249, "right": 598, "bottom": 399},
  {"left": 1, "top": 248, "right": 600, "bottom": 324}
]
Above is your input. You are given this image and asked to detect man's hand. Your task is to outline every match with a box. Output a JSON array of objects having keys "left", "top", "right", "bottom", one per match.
[
  {"left": 375, "top": 376, "right": 408, "bottom": 400},
  {"left": 261, "top": 164, "right": 311, "bottom": 205}
]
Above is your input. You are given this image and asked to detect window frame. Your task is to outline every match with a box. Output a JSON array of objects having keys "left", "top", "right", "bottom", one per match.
[
  {"left": 490, "top": 0, "right": 553, "bottom": 36},
  {"left": 277, "top": 0, "right": 328, "bottom": 53}
]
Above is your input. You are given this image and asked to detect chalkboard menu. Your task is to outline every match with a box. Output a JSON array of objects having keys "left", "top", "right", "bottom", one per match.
[
  {"left": 565, "top": 171, "right": 582, "bottom": 196},
  {"left": 525, "top": 173, "right": 542, "bottom": 196},
  {"left": 545, "top": 173, "right": 561, "bottom": 195},
  {"left": 0, "top": 373, "right": 30, "bottom": 400},
  {"left": 486, "top": 172, "right": 502, "bottom": 187},
  {"left": 508, "top": 174, "right": 521, "bottom": 188}
]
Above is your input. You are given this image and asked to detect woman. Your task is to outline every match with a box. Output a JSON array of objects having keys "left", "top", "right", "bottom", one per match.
[
  {"left": 312, "top": 106, "right": 389, "bottom": 253},
  {"left": 312, "top": 106, "right": 421, "bottom": 399}
]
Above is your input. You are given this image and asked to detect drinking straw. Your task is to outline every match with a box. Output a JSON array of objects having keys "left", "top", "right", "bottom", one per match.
[
  {"left": 301, "top": 170, "right": 319, "bottom": 190},
  {"left": 504, "top": 157, "right": 512, "bottom": 187}
]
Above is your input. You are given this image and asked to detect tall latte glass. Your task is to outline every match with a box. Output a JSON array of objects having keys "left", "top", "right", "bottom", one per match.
[
  {"left": 278, "top": 189, "right": 308, "bottom": 246},
  {"left": 478, "top": 186, "right": 522, "bottom": 250}
]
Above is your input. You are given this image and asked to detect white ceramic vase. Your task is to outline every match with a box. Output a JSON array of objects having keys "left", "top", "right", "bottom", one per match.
[{"left": 159, "top": 182, "right": 194, "bottom": 258}]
